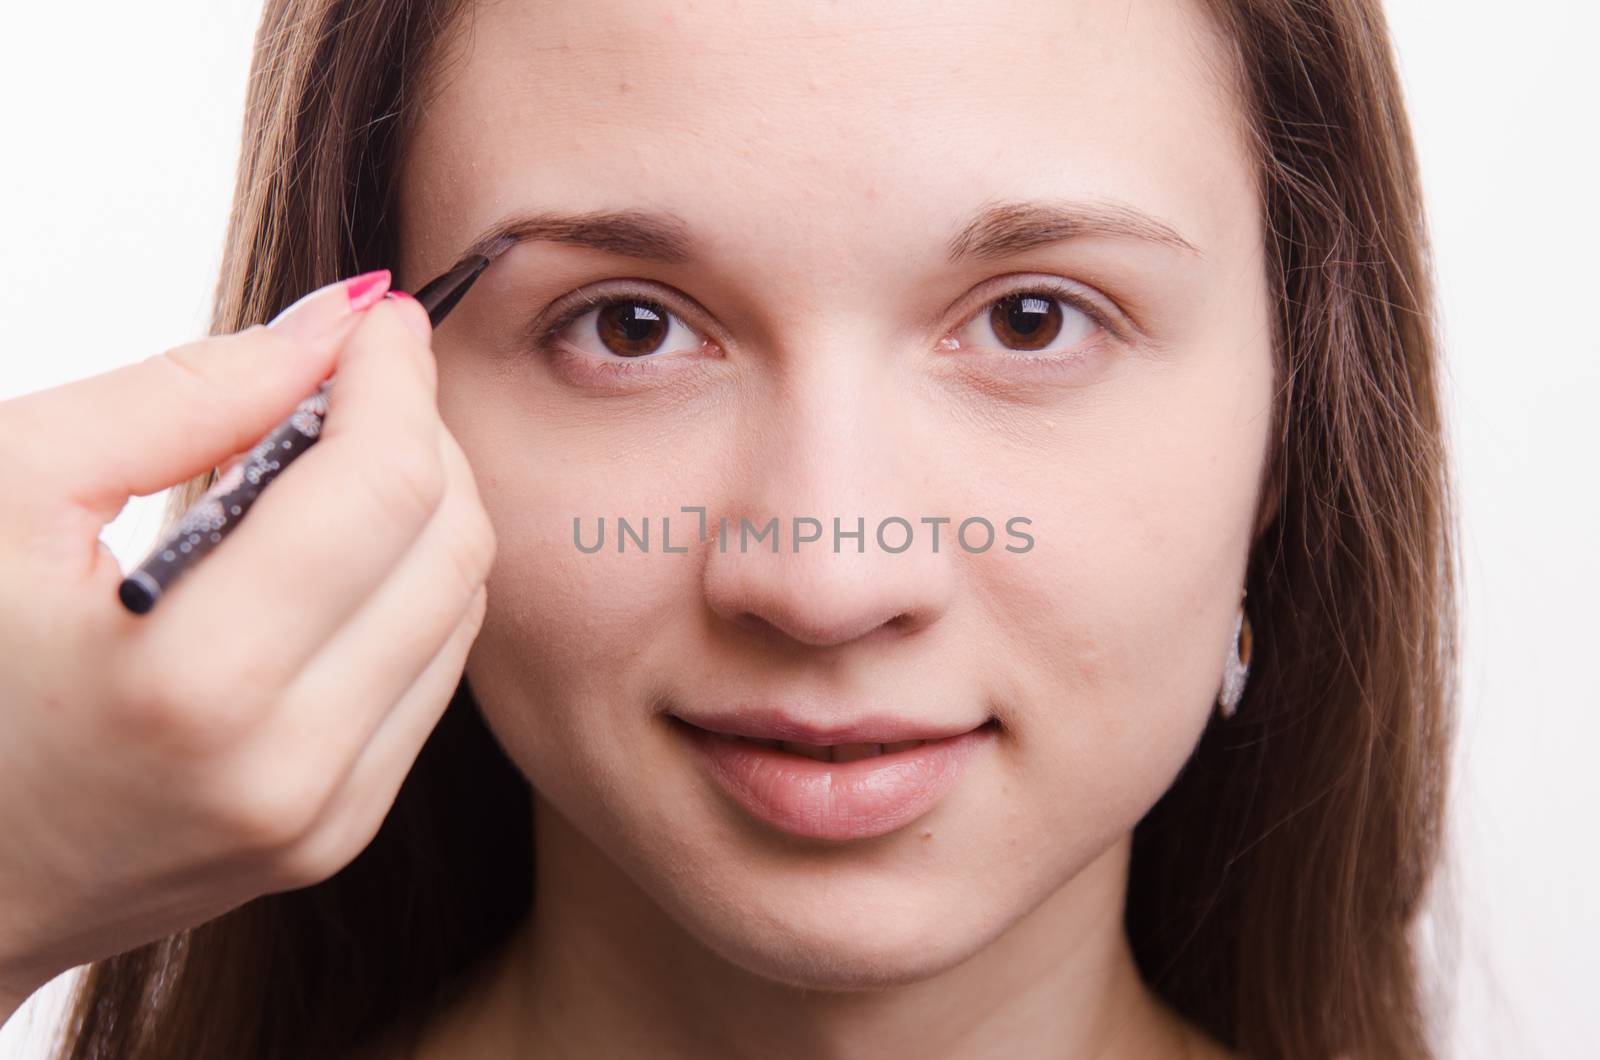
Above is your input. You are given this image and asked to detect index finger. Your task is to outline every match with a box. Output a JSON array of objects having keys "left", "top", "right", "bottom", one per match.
[
  {"left": 119, "top": 299, "right": 448, "bottom": 714},
  {"left": 0, "top": 274, "right": 389, "bottom": 535}
]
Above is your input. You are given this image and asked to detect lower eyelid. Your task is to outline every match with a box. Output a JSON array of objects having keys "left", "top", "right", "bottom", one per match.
[
  {"left": 933, "top": 340, "right": 1116, "bottom": 394},
  {"left": 551, "top": 336, "right": 670, "bottom": 374},
  {"left": 544, "top": 335, "right": 722, "bottom": 392}
]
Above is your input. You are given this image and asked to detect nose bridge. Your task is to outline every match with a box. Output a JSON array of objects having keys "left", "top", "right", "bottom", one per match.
[{"left": 700, "top": 347, "right": 957, "bottom": 648}]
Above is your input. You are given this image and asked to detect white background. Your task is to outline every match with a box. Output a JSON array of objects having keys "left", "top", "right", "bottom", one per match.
[{"left": 2, "top": 1, "right": 1596, "bottom": 1056}]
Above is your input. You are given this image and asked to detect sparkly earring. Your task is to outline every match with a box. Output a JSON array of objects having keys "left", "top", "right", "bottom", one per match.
[{"left": 1217, "top": 590, "right": 1252, "bottom": 719}]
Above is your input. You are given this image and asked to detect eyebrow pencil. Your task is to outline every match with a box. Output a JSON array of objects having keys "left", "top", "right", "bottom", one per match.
[{"left": 117, "top": 254, "right": 494, "bottom": 615}]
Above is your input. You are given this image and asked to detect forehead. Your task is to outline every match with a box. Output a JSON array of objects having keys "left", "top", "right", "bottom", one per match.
[{"left": 399, "top": 0, "right": 1251, "bottom": 278}]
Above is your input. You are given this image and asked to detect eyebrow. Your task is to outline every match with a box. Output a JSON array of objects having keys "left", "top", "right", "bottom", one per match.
[{"left": 459, "top": 197, "right": 1202, "bottom": 269}]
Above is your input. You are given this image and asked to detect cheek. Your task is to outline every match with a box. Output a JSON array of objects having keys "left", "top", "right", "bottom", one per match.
[
  {"left": 975, "top": 350, "right": 1271, "bottom": 833},
  {"left": 438, "top": 367, "right": 729, "bottom": 794}
]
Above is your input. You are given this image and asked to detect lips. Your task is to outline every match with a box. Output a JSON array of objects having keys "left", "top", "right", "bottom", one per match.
[
  {"left": 668, "top": 705, "right": 987, "bottom": 746},
  {"left": 671, "top": 714, "right": 996, "bottom": 840},
  {"left": 722, "top": 736, "right": 928, "bottom": 762}
]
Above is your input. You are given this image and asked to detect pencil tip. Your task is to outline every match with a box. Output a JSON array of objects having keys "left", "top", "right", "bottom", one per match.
[{"left": 415, "top": 254, "right": 494, "bottom": 325}]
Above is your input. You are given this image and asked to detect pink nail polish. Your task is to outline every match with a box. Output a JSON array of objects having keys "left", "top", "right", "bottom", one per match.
[{"left": 346, "top": 269, "right": 393, "bottom": 312}]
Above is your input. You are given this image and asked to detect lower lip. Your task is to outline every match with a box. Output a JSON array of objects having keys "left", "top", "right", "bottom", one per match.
[{"left": 674, "top": 718, "right": 994, "bottom": 841}]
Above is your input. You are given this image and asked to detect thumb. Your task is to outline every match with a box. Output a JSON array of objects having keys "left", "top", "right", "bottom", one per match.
[{"left": 7, "top": 270, "right": 393, "bottom": 530}]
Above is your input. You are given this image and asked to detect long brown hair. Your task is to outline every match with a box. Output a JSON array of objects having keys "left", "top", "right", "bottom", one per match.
[{"left": 55, "top": 0, "right": 1458, "bottom": 1056}]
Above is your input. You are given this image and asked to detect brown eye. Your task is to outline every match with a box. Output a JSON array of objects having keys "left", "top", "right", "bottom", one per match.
[
  {"left": 948, "top": 287, "right": 1103, "bottom": 359},
  {"left": 989, "top": 293, "right": 1072, "bottom": 351},
  {"left": 595, "top": 299, "right": 672, "bottom": 358},
  {"left": 539, "top": 291, "right": 710, "bottom": 367}
]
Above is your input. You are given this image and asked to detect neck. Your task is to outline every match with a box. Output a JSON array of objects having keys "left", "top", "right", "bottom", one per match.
[{"left": 413, "top": 793, "right": 1195, "bottom": 1059}]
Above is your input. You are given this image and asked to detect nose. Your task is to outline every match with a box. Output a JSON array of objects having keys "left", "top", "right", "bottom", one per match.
[{"left": 701, "top": 359, "right": 957, "bottom": 650}]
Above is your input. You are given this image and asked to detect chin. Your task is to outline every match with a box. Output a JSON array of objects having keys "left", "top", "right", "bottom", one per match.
[
  {"left": 664, "top": 873, "right": 1003, "bottom": 992},
  {"left": 696, "top": 917, "right": 993, "bottom": 992}
]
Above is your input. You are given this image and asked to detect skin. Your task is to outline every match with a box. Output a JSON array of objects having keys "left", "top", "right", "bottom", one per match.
[{"left": 384, "top": 0, "right": 1273, "bottom": 1055}]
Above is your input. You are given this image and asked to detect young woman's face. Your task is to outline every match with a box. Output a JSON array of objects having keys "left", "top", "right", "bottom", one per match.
[{"left": 398, "top": 0, "right": 1273, "bottom": 987}]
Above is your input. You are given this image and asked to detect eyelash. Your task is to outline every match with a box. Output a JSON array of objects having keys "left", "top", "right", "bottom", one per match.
[{"left": 529, "top": 277, "right": 1121, "bottom": 379}]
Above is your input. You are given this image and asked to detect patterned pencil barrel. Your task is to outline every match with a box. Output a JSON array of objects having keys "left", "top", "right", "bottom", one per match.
[{"left": 117, "top": 381, "right": 333, "bottom": 614}]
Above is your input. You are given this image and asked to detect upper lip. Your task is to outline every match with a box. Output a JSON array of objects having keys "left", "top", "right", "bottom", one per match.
[{"left": 671, "top": 706, "right": 989, "bottom": 745}]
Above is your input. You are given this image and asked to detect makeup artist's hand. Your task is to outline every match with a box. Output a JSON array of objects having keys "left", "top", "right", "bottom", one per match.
[{"left": 0, "top": 272, "right": 496, "bottom": 1020}]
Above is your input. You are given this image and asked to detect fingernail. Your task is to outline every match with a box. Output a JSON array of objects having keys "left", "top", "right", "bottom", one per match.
[
  {"left": 346, "top": 269, "right": 393, "bottom": 311},
  {"left": 268, "top": 269, "right": 393, "bottom": 345}
]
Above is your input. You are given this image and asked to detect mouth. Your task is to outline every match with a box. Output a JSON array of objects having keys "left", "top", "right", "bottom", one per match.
[
  {"left": 670, "top": 721, "right": 989, "bottom": 761},
  {"left": 669, "top": 715, "right": 999, "bottom": 841},
  {"left": 665, "top": 704, "right": 993, "bottom": 749}
]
